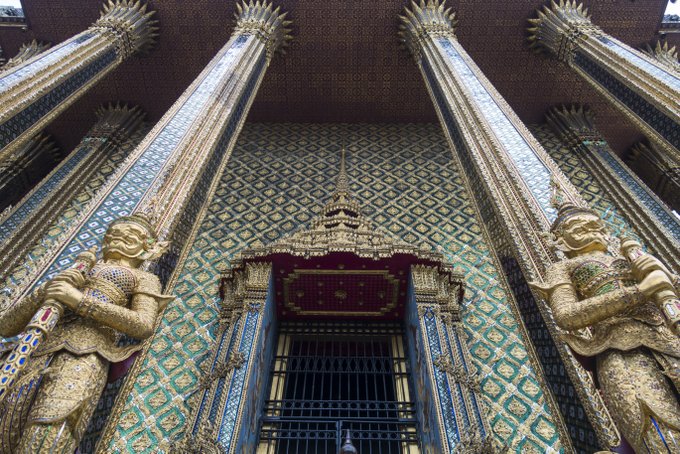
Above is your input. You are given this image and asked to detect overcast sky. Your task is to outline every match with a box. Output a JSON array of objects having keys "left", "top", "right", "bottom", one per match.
[{"left": 668, "top": 1, "right": 680, "bottom": 14}]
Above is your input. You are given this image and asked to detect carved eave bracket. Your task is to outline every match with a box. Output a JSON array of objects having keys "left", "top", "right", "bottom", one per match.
[
  {"left": 411, "top": 264, "right": 465, "bottom": 320},
  {"left": 91, "top": 0, "right": 159, "bottom": 58},
  {"left": 234, "top": 0, "right": 293, "bottom": 59},
  {"left": 527, "top": 0, "right": 601, "bottom": 62},
  {"left": 399, "top": 0, "right": 457, "bottom": 62}
]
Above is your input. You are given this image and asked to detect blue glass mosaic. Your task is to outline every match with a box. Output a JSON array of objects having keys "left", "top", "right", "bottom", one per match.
[
  {"left": 0, "top": 33, "right": 95, "bottom": 90},
  {"left": 437, "top": 37, "right": 556, "bottom": 220},
  {"left": 0, "top": 143, "right": 94, "bottom": 240},
  {"left": 574, "top": 51, "right": 679, "bottom": 150},
  {"left": 29, "top": 34, "right": 254, "bottom": 289}
]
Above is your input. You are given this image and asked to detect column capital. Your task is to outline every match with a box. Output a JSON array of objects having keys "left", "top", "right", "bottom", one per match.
[
  {"left": 90, "top": 0, "right": 159, "bottom": 58},
  {"left": 641, "top": 41, "right": 680, "bottom": 73},
  {"left": 90, "top": 102, "right": 146, "bottom": 140},
  {"left": 546, "top": 105, "right": 604, "bottom": 147},
  {"left": 528, "top": 0, "right": 601, "bottom": 62},
  {"left": 234, "top": 1, "right": 292, "bottom": 59},
  {"left": 399, "top": 0, "right": 457, "bottom": 60},
  {"left": 2, "top": 40, "right": 51, "bottom": 71},
  {"left": 629, "top": 140, "right": 674, "bottom": 171}
]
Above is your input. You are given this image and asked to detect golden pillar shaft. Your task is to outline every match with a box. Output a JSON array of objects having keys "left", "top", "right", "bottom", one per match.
[
  {"left": 87, "top": 3, "right": 291, "bottom": 451},
  {"left": 0, "top": 40, "right": 51, "bottom": 72},
  {"left": 0, "top": 0, "right": 157, "bottom": 162},
  {"left": 528, "top": 0, "right": 680, "bottom": 163},
  {"left": 400, "top": 1, "right": 617, "bottom": 451}
]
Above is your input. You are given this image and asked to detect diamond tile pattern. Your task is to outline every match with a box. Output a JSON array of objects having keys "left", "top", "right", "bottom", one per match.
[
  {"left": 108, "top": 123, "right": 560, "bottom": 453},
  {"left": 530, "top": 124, "right": 633, "bottom": 238}
]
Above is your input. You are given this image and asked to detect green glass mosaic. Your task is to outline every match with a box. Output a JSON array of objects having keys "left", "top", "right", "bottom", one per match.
[{"left": 108, "top": 123, "right": 561, "bottom": 453}]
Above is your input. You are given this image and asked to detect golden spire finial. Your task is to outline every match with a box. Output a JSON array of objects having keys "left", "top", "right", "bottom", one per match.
[{"left": 335, "top": 145, "right": 350, "bottom": 195}]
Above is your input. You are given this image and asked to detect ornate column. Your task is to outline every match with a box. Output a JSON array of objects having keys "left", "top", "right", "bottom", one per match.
[
  {"left": 400, "top": 1, "right": 618, "bottom": 451},
  {"left": 0, "top": 40, "right": 51, "bottom": 72},
  {"left": 0, "top": 133, "right": 61, "bottom": 210},
  {"left": 546, "top": 105, "right": 680, "bottom": 273},
  {"left": 0, "top": 103, "right": 146, "bottom": 280},
  {"left": 1, "top": 0, "right": 290, "bottom": 312},
  {"left": 0, "top": 3, "right": 290, "bottom": 451},
  {"left": 641, "top": 41, "right": 680, "bottom": 74},
  {"left": 528, "top": 1, "right": 680, "bottom": 163},
  {"left": 408, "top": 265, "right": 494, "bottom": 453},
  {"left": 0, "top": 0, "right": 157, "bottom": 161},
  {"left": 627, "top": 140, "right": 680, "bottom": 211}
]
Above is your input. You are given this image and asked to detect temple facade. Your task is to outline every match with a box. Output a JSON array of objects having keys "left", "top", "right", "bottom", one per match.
[{"left": 0, "top": 1, "right": 678, "bottom": 453}]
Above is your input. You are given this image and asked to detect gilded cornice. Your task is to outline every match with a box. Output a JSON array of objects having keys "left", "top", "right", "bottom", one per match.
[
  {"left": 90, "top": 0, "right": 159, "bottom": 58},
  {"left": 234, "top": 1, "right": 292, "bottom": 59},
  {"left": 527, "top": 0, "right": 601, "bottom": 62},
  {"left": 641, "top": 41, "right": 680, "bottom": 74},
  {"left": 1, "top": 40, "right": 51, "bottom": 71},
  {"left": 399, "top": 0, "right": 457, "bottom": 61}
]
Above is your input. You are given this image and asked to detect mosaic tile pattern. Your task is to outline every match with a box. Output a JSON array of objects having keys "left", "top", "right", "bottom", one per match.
[
  {"left": 530, "top": 125, "right": 633, "bottom": 239},
  {"left": 438, "top": 38, "right": 555, "bottom": 220},
  {"left": 21, "top": 34, "right": 254, "bottom": 291},
  {"left": 596, "top": 36, "right": 680, "bottom": 92},
  {"left": 574, "top": 51, "right": 679, "bottom": 150},
  {"left": 110, "top": 123, "right": 561, "bottom": 453},
  {"left": 0, "top": 48, "right": 118, "bottom": 149}
]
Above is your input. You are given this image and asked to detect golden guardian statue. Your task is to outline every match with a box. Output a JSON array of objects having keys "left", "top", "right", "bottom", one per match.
[
  {"left": 532, "top": 196, "right": 680, "bottom": 452},
  {"left": 0, "top": 214, "right": 172, "bottom": 453}
]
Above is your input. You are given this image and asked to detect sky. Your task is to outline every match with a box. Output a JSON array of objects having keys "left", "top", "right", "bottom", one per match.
[
  {"left": 667, "top": 1, "right": 680, "bottom": 15},
  {"left": 2, "top": 0, "right": 21, "bottom": 7}
]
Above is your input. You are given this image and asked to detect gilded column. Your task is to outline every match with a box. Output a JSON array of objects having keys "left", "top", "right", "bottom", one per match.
[
  {"left": 0, "top": 133, "right": 61, "bottom": 210},
  {"left": 0, "top": 103, "right": 146, "bottom": 280},
  {"left": 627, "top": 140, "right": 680, "bottom": 211},
  {"left": 0, "top": 0, "right": 157, "bottom": 161},
  {"left": 400, "top": 1, "right": 618, "bottom": 451},
  {"left": 0, "top": 2, "right": 290, "bottom": 452},
  {"left": 546, "top": 105, "right": 680, "bottom": 273},
  {"left": 528, "top": 1, "right": 680, "bottom": 163},
  {"left": 641, "top": 41, "right": 680, "bottom": 74},
  {"left": 0, "top": 40, "right": 51, "bottom": 72}
]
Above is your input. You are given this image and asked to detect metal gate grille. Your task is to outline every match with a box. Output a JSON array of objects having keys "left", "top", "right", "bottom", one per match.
[{"left": 258, "top": 322, "right": 420, "bottom": 453}]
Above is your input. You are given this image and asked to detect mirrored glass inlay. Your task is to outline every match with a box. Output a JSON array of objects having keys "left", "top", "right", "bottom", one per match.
[
  {"left": 597, "top": 36, "right": 680, "bottom": 91},
  {"left": 438, "top": 38, "right": 556, "bottom": 220}
]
